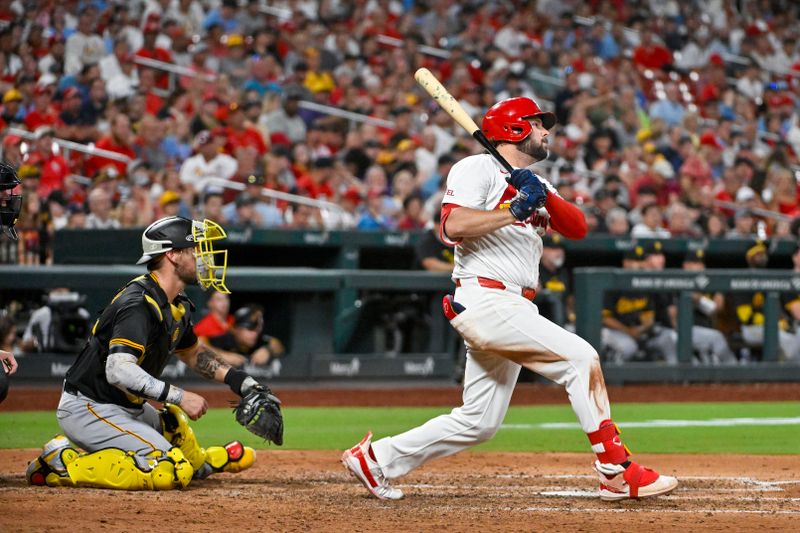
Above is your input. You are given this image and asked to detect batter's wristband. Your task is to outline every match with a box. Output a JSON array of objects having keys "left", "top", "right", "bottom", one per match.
[
  {"left": 157, "top": 381, "right": 171, "bottom": 402},
  {"left": 224, "top": 368, "right": 248, "bottom": 396}
]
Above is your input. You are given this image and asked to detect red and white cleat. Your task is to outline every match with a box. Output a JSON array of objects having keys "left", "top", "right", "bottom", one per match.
[
  {"left": 341, "top": 432, "right": 403, "bottom": 500},
  {"left": 595, "top": 460, "right": 678, "bottom": 501}
]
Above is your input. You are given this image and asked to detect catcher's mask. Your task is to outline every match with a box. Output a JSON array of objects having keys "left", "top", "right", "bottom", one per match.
[
  {"left": 481, "top": 97, "right": 556, "bottom": 144},
  {"left": 136, "top": 216, "right": 230, "bottom": 293},
  {"left": 0, "top": 162, "right": 22, "bottom": 241}
]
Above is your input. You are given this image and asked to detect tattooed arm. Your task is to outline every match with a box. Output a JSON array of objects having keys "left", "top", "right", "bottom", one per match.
[
  {"left": 176, "top": 342, "right": 233, "bottom": 382},
  {"left": 176, "top": 342, "right": 259, "bottom": 396}
]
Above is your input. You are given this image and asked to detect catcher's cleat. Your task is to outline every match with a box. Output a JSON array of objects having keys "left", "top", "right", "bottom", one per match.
[
  {"left": 25, "top": 435, "right": 75, "bottom": 486},
  {"left": 341, "top": 432, "right": 403, "bottom": 500},
  {"left": 594, "top": 460, "right": 678, "bottom": 501}
]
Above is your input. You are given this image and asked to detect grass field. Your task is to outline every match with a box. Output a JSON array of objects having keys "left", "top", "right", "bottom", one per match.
[{"left": 1, "top": 402, "right": 798, "bottom": 454}]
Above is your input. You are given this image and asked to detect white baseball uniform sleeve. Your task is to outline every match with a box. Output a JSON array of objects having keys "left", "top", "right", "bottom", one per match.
[{"left": 442, "top": 154, "right": 548, "bottom": 289}]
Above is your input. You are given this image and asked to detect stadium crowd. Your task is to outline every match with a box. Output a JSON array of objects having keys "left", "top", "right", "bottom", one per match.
[{"left": 0, "top": 0, "right": 798, "bottom": 266}]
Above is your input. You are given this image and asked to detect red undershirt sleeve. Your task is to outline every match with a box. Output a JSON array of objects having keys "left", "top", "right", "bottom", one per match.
[{"left": 545, "top": 193, "right": 588, "bottom": 240}]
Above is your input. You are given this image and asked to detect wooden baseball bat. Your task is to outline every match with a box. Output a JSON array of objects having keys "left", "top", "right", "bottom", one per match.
[{"left": 414, "top": 67, "right": 514, "bottom": 174}]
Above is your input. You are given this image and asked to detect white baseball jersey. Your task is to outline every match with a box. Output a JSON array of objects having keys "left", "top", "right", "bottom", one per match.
[
  {"left": 442, "top": 153, "right": 549, "bottom": 289},
  {"left": 179, "top": 153, "right": 239, "bottom": 192}
]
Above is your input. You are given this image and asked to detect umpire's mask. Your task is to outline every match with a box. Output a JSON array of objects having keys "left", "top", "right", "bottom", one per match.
[{"left": 137, "top": 216, "right": 230, "bottom": 293}]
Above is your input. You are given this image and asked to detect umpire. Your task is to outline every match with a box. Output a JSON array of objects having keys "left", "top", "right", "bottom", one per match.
[
  {"left": 0, "top": 161, "right": 21, "bottom": 402},
  {"left": 26, "top": 216, "right": 283, "bottom": 490}
]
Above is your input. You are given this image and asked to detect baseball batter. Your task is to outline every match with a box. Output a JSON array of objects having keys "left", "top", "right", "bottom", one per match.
[
  {"left": 343, "top": 97, "right": 678, "bottom": 501},
  {"left": 25, "top": 216, "right": 281, "bottom": 490}
]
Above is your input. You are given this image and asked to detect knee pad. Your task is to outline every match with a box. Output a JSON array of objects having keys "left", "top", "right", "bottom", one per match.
[
  {"left": 205, "top": 441, "right": 256, "bottom": 474},
  {"left": 151, "top": 448, "right": 194, "bottom": 490},
  {"left": 161, "top": 403, "right": 207, "bottom": 471}
]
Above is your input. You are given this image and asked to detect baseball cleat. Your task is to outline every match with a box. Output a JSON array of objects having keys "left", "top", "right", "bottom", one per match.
[
  {"left": 341, "top": 432, "right": 403, "bottom": 500},
  {"left": 594, "top": 460, "right": 678, "bottom": 501},
  {"left": 25, "top": 435, "right": 74, "bottom": 486}
]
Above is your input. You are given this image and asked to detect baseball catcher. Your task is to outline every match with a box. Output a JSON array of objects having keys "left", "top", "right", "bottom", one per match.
[{"left": 26, "top": 216, "right": 283, "bottom": 490}]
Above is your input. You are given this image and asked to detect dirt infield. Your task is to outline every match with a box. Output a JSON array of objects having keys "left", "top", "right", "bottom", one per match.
[
  {"left": 2, "top": 383, "right": 799, "bottom": 531},
  {"left": 1, "top": 450, "right": 798, "bottom": 532}
]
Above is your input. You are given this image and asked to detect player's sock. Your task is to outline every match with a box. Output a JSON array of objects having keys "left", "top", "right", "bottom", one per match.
[{"left": 587, "top": 419, "right": 630, "bottom": 465}]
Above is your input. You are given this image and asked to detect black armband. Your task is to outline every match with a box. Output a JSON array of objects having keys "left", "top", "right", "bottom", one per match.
[
  {"left": 157, "top": 381, "right": 171, "bottom": 402},
  {"left": 224, "top": 368, "right": 248, "bottom": 396}
]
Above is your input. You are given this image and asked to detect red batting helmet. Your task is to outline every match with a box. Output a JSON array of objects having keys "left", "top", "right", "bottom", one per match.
[{"left": 481, "top": 97, "right": 556, "bottom": 143}]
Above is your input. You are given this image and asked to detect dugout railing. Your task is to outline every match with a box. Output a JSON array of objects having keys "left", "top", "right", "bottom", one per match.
[{"left": 574, "top": 268, "right": 800, "bottom": 381}]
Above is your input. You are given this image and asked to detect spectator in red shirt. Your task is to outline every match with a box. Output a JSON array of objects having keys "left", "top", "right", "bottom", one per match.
[
  {"left": 84, "top": 113, "right": 136, "bottom": 177},
  {"left": 30, "top": 126, "right": 70, "bottom": 199},
  {"left": 633, "top": 33, "right": 673, "bottom": 71},
  {"left": 137, "top": 67, "right": 165, "bottom": 115},
  {"left": 714, "top": 159, "right": 754, "bottom": 218},
  {"left": 24, "top": 84, "right": 64, "bottom": 133},
  {"left": 396, "top": 193, "right": 426, "bottom": 230},
  {"left": 194, "top": 290, "right": 234, "bottom": 343},
  {"left": 223, "top": 101, "right": 267, "bottom": 156},
  {"left": 135, "top": 23, "right": 173, "bottom": 90},
  {"left": 629, "top": 158, "right": 678, "bottom": 207},
  {"left": 295, "top": 157, "right": 335, "bottom": 200}
]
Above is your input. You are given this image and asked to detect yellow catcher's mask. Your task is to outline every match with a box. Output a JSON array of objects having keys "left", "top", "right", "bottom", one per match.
[{"left": 192, "top": 218, "right": 230, "bottom": 294}]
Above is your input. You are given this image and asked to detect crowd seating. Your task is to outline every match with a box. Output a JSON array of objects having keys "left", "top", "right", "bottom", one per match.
[{"left": 0, "top": 1, "right": 796, "bottom": 265}]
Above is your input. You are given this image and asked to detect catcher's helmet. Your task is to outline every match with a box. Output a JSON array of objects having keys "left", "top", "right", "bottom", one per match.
[
  {"left": 481, "top": 97, "right": 556, "bottom": 143},
  {"left": 137, "top": 216, "right": 230, "bottom": 293},
  {"left": 0, "top": 162, "right": 22, "bottom": 241}
]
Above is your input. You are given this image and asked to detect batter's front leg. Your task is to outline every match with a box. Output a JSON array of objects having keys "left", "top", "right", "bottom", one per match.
[{"left": 371, "top": 350, "right": 520, "bottom": 479}]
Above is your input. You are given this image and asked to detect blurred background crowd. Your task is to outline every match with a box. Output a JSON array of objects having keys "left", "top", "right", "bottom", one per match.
[{"left": 0, "top": 0, "right": 798, "bottom": 266}]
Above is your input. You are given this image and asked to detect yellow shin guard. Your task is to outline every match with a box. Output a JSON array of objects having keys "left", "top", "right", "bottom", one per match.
[
  {"left": 28, "top": 445, "right": 193, "bottom": 490},
  {"left": 66, "top": 447, "right": 193, "bottom": 490},
  {"left": 161, "top": 403, "right": 256, "bottom": 476}
]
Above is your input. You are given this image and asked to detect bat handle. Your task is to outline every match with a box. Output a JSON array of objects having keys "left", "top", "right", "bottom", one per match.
[{"left": 472, "top": 130, "right": 514, "bottom": 174}]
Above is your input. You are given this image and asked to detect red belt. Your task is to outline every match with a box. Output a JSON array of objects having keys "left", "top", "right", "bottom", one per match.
[{"left": 455, "top": 277, "right": 537, "bottom": 301}]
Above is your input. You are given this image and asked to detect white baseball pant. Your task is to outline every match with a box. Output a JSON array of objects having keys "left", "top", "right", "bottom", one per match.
[
  {"left": 372, "top": 281, "right": 610, "bottom": 479},
  {"left": 601, "top": 327, "right": 678, "bottom": 365},
  {"left": 741, "top": 324, "right": 800, "bottom": 360},
  {"left": 692, "top": 326, "right": 736, "bottom": 364}
]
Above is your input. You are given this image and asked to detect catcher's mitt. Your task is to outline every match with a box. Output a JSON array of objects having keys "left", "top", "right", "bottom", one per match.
[{"left": 233, "top": 385, "right": 284, "bottom": 445}]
